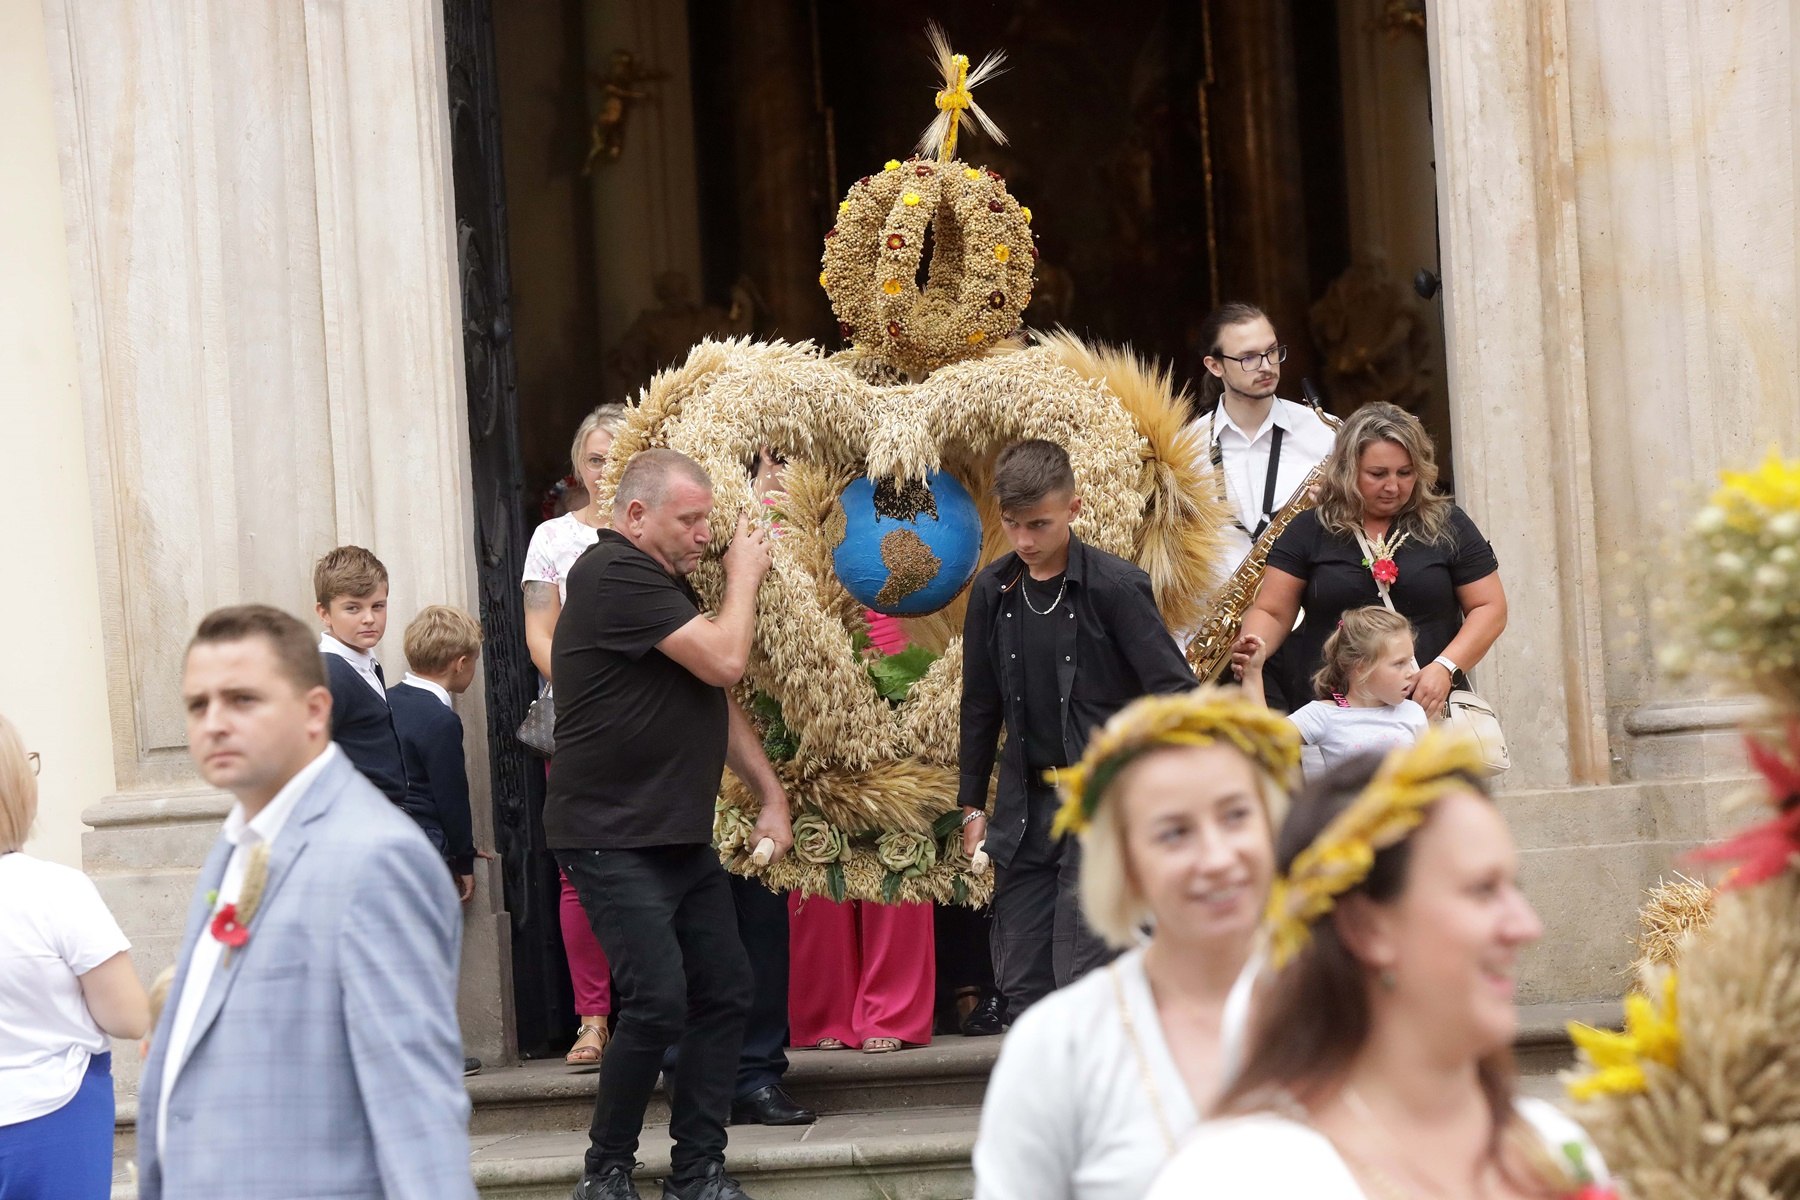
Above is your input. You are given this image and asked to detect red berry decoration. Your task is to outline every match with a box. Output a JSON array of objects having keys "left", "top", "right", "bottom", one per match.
[
  {"left": 988, "top": 199, "right": 1004, "bottom": 213},
  {"left": 987, "top": 169, "right": 1003, "bottom": 181},
  {"left": 1028, "top": 245, "right": 1039, "bottom": 260},
  {"left": 838, "top": 320, "right": 853, "bottom": 339},
  {"left": 886, "top": 320, "right": 902, "bottom": 337},
  {"left": 886, "top": 233, "right": 906, "bottom": 250},
  {"left": 914, "top": 164, "right": 934, "bottom": 176},
  {"left": 825, "top": 226, "right": 837, "bottom": 238},
  {"left": 987, "top": 290, "right": 1006, "bottom": 309},
  {"left": 858, "top": 175, "right": 871, "bottom": 186}
]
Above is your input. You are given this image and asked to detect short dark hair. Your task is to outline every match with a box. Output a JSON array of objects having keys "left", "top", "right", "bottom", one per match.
[
  {"left": 313, "top": 546, "right": 388, "bottom": 607},
  {"left": 993, "top": 439, "right": 1076, "bottom": 513},
  {"left": 188, "top": 605, "right": 327, "bottom": 693},
  {"left": 613, "top": 448, "right": 712, "bottom": 514}
]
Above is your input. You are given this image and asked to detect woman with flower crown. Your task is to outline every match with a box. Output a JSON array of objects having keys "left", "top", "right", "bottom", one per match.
[
  {"left": 971, "top": 687, "right": 1301, "bottom": 1200},
  {"left": 1146, "top": 733, "right": 1613, "bottom": 1199},
  {"left": 1231, "top": 402, "right": 1507, "bottom": 719}
]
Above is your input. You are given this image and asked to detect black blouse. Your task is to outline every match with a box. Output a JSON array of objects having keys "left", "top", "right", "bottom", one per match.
[{"left": 1265, "top": 505, "right": 1499, "bottom": 703}]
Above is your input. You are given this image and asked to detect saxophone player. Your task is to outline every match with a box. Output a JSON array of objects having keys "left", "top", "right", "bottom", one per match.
[{"left": 1187, "top": 303, "right": 1337, "bottom": 709}]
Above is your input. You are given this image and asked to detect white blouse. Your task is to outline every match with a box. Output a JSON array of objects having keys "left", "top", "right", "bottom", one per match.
[
  {"left": 1145, "top": 1097, "right": 1610, "bottom": 1198},
  {"left": 974, "top": 947, "right": 1207, "bottom": 1200},
  {"left": 521, "top": 512, "right": 601, "bottom": 604}
]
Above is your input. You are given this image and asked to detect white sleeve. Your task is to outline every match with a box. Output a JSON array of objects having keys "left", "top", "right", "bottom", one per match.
[
  {"left": 973, "top": 1004, "right": 1081, "bottom": 1200},
  {"left": 520, "top": 521, "right": 557, "bottom": 587},
  {"left": 51, "top": 868, "right": 131, "bottom": 975},
  {"left": 1403, "top": 700, "right": 1430, "bottom": 736},
  {"left": 1287, "top": 703, "right": 1328, "bottom": 746}
]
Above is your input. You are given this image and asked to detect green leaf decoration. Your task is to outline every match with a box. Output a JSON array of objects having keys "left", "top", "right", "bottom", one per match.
[
  {"left": 881, "top": 871, "right": 905, "bottom": 904},
  {"left": 825, "top": 862, "right": 847, "bottom": 903},
  {"left": 932, "top": 807, "right": 966, "bottom": 839},
  {"left": 952, "top": 875, "right": 969, "bottom": 906},
  {"left": 1560, "top": 1141, "right": 1593, "bottom": 1186},
  {"left": 865, "top": 644, "right": 941, "bottom": 704},
  {"left": 748, "top": 691, "right": 799, "bottom": 763}
]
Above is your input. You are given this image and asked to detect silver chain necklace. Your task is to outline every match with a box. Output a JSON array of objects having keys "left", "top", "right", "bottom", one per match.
[{"left": 1021, "top": 574, "right": 1067, "bottom": 615}]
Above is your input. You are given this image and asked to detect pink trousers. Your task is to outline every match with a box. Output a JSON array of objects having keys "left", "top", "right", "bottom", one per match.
[
  {"left": 559, "top": 870, "right": 613, "bottom": 1016},
  {"left": 788, "top": 894, "right": 934, "bottom": 1048}
]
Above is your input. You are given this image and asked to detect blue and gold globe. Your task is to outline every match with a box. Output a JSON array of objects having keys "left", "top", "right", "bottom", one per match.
[{"left": 832, "top": 471, "right": 983, "bottom": 616}]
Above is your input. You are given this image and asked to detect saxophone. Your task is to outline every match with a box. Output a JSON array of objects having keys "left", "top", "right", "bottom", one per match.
[{"left": 1185, "top": 396, "right": 1342, "bottom": 681}]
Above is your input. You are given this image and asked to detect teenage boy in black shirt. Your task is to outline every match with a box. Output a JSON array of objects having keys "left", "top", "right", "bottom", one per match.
[
  {"left": 958, "top": 440, "right": 1197, "bottom": 1024},
  {"left": 549, "top": 449, "right": 791, "bottom": 1200}
]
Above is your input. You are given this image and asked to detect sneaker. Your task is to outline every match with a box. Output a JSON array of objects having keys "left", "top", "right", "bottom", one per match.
[
  {"left": 661, "top": 1161, "right": 753, "bottom": 1200},
  {"left": 463, "top": 1056, "right": 483, "bottom": 1077},
  {"left": 573, "top": 1161, "right": 643, "bottom": 1200}
]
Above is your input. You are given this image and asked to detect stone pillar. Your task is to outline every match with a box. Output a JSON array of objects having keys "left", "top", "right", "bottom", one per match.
[{"left": 41, "top": 0, "right": 514, "bottom": 1082}]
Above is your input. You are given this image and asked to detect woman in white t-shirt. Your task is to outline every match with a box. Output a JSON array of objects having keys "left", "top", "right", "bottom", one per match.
[
  {"left": 0, "top": 714, "right": 150, "bottom": 1198},
  {"left": 1239, "top": 606, "right": 1428, "bottom": 775},
  {"left": 973, "top": 688, "right": 1302, "bottom": 1200},
  {"left": 522, "top": 403, "right": 628, "bottom": 1066},
  {"left": 1147, "top": 734, "right": 1612, "bottom": 1199}
]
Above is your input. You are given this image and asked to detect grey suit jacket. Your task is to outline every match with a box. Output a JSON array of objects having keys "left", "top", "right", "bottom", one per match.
[{"left": 137, "top": 748, "right": 475, "bottom": 1199}]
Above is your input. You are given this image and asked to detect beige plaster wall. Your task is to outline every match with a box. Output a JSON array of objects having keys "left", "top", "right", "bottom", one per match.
[{"left": 0, "top": 0, "right": 113, "bottom": 869}]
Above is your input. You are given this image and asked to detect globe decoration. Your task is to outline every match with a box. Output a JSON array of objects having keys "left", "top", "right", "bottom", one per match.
[{"left": 832, "top": 471, "right": 982, "bottom": 616}]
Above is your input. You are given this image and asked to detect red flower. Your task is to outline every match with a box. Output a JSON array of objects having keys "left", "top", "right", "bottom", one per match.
[
  {"left": 210, "top": 903, "right": 250, "bottom": 948},
  {"left": 1570, "top": 1188, "right": 1621, "bottom": 1200},
  {"left": 1371, "top": 557, "right": 1400, "bottom": 586},
  {"left": 1689, "top": 719, "right": 1800, "bottom": 890}
]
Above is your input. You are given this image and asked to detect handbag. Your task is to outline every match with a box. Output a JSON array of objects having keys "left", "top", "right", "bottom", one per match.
[
  {"left": 1351, "top": 528, "right": 1510, "bottom": 775},
  {"left": 516, "top": 684, "right": 555, "bottom": 758}
]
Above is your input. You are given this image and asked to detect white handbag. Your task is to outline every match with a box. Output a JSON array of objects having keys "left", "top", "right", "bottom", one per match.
[{"left": 1353, "top": 529, "right": 1510, "bottom": 775}]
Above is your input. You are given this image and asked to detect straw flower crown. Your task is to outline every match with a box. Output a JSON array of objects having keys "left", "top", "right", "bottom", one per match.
[{"left": 595, "top": 27, "right": 1233, "bottom": 906}]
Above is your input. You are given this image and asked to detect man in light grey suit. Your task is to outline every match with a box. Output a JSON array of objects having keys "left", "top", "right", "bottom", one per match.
[{"left": 137, "top": 604, "right": 475, "bottom": 1199}]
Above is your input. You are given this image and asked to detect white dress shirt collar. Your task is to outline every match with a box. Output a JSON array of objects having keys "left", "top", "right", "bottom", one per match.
[
  {"left": 220, "top": 742, "right": 339, "bottom": 850},
  {"left": 1212, "top": 396, "right": 1296, "bottom": 446},
  {"left": 400, "top": 673, "right": 453, "bottom": 708},
  {"left": 318, "top": 632, "right": 386, "bottom": 699}
]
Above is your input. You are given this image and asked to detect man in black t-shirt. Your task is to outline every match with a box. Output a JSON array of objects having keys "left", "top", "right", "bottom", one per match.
[
  {"left": 958, "top": 440, "right": 1197, "bottom": 1025},
  {"left": 549, "top": 449, "right": 791, "bottom": 1200}
]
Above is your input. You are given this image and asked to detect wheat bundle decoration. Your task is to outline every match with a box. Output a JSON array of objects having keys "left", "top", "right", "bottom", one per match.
[
  {"left": 1566, "top": 453, "right": 1800, "bottom": 1196},
  {"left": 597, "top": 25, "right": 1231, "bottom": 905}
]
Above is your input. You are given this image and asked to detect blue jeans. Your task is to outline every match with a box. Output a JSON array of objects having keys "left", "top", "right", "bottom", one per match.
[{"left": 0, "top": 1052, "right": 114, "bottom": 1199}]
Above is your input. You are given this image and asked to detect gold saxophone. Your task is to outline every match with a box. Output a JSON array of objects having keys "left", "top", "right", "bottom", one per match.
[{"left": 1186, "top": 404, "right": 1342, "bottom": 681}]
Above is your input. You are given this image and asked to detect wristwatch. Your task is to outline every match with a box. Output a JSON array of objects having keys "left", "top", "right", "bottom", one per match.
[
  {"left": 961, "top": 808, "right": 986, "bottom": 827},
  {"left": 1432, "top": 655, "right": 1460, "bottom": 676}
]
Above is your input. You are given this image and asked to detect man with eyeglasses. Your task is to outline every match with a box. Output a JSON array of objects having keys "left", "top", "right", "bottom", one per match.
[{"left": 1190, "top": 302, "right": 1337, "bottom": 709}]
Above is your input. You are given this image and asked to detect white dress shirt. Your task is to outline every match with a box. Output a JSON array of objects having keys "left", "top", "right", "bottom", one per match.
[
  {"left": 319, "top": 631, "right": 386, "bottom": 700},
  {"left": 158, "top": 743, "right": 340, "bottom": 1154},
  {"left": 1189, "top": 396, "right": 1337, "bottom": 577},
  {"left": 400, "top": 673, "right": 452, "bottom": 708}
]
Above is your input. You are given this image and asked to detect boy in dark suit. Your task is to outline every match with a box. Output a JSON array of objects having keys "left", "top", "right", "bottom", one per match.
[
  {"left": 313, "top": 546, "right": 410, "bottom": 813},
  {"left": 389, "top": 605, "right": 485, "bottom": 900}
]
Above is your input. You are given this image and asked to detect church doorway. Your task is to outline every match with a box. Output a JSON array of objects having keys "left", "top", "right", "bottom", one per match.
[{"left": 455, "top": 0, "right": 1451, "bottom": 1056}]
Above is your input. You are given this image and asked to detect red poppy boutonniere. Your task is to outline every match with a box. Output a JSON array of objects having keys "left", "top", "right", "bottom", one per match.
[
  {"left": 208, "top": 842, "right": 271, "bottom": 965},
  {"left": 1360, "top": 529, "right": 1411, "bottom": 589}
]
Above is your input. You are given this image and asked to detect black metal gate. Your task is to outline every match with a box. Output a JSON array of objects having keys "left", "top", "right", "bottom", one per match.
[{"left": 442, "top": 0, "right": 573, "bottom": 1057}]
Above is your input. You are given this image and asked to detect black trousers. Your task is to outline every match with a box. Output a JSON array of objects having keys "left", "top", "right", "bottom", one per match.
[
  {"left": 989, "top": 780, "right": 1115, "bottom": 1016},
  {"left": 557, "top": 845, "right": 752, "bottom": 1178},
  {"left": 664, "top": 873, "right": 790, "bottom": 1098}
]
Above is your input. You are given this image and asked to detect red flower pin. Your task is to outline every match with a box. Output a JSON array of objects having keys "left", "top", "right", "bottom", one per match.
[
  {"left": 1370, "top": 558, "right": 1400, "bottom": 586},
  {"left": 210, "top": 903, "right": 250, "bottom": 948}
]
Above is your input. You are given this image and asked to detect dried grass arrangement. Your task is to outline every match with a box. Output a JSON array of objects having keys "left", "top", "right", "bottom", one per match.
[{"left": 1628, "top": 875, "right": 1715, "bottom": 982}]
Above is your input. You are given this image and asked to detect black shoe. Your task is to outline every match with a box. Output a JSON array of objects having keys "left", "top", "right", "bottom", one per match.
[
  {"left": 572, "top": 1161, "right": 643, "bottom": 1200},
  {"left": 961, "top": 992, "right": 1007, "bottom": 1036},
  {"left": 728, "top": 1083, "right": 816, "bottom": 1127},
  {"left": 661, "top": 1161, "right": 754, "bottom": 1200},
  {"left": 463, "top": 1056, "right": 482, "bottom": 1077}
]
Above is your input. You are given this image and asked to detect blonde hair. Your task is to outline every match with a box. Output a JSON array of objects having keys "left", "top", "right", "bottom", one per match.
[
  {"left": 1313, "top": 402, "right": 1454, "bottom": 546},
  {"left": 1080, "top": 750, "right": 1288, "bottom": 948},
  {"left": 403, "top": 605, "right": 484, "bottom": 675},
  {"left": 1313, "top": 606, "right": 1414, "bottom": 700},
  {"left": 147, "top": 964, "right": 177, "bottom": 1030},
  {"left": 0, "top": 713, "right": 39, "bottom": 854},
  {"left": 571, "top": 403, "right": 630, "bottom": 477},
  {"left": 312, "top": 545, "right": 388, "bottom": 606}
]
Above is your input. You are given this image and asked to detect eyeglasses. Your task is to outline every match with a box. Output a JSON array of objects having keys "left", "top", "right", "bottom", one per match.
[
  {"left": 26, "top": 752, "right": 40, "bottom": 777},
  {"left": 1216, "top": 345, "right": 1288, "bottom": 371}
]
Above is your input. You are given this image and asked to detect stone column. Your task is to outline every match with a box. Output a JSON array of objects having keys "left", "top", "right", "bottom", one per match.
[{"left": 41, "top": 0, "right": 514, "bottom": 1079}]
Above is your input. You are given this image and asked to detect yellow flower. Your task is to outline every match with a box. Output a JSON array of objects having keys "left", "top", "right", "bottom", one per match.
[
  {"left": 882, "top": 279, "right": 904, "bottom": 295},
  {"left": 885, "top": 159, "right": 901, "bottom": 171},
  {"left": 1716, "top": 450, "right": 1800, "bottom": 514},
  {"left": 993, "top": 244, "right": 1011, "bottom": 263},
  {"left": 966, "top": 330, "right": 986, "bottom": 344},
  {"left": 1566, "top": 972, "right": 1681, "bottom": 1102},
  {"left": 903, "top": 192, "right": 921, "bottom": 207},
  {"left": 819, "top": 271, "right": 829, "bottom": 290},
  {"left": 1021, "top": 206, "right": 1033, "bottom": 223},
  {"left": 839, "top": 200, "right": 850, "bottom": 214},
  {"left": 965, "top": 167, "right": 980, "bottom": 179}
]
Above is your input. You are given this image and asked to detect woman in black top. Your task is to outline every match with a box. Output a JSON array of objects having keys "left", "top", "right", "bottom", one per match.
[{"left": 1231, "top": 402, "right": 1507, "bottom": 716}]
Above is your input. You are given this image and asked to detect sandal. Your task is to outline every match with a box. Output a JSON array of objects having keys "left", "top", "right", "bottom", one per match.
[
  {"left": 861, "top": 1037, "right": 903, "bottom": 1054},
  {"left": 815, "top": 1037, "right": 847, "bottom": 1050},
  {"left": 565, "top": 1022, "right": 609, "bottom": 1066}
]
